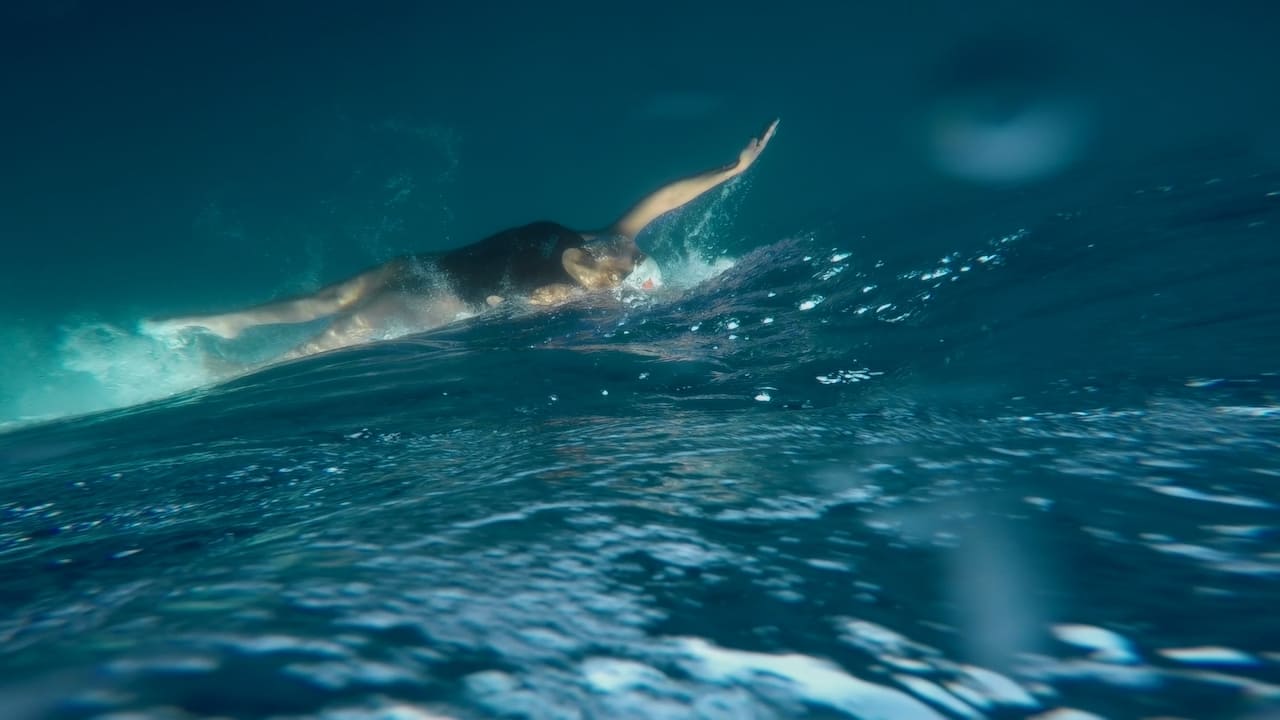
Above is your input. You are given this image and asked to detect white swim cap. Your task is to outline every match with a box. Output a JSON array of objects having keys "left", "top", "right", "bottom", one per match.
[{"left": 624, "top": 256, "right": 663, "bottom": 291}]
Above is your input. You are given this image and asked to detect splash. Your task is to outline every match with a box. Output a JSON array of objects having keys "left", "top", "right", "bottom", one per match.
[
  {"left": 5, "top": 322, "right": 222, "bottom": 427},
  {"left": 2, "top": 188, "right": 761, "bottom": 432},
  {"left": 653, "top": 253, "right": 736, "bottom": 292}
]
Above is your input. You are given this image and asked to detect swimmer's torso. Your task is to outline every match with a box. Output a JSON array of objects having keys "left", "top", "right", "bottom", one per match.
[{"left": 418, "top": 221, "right": 585, "bottom": 305}]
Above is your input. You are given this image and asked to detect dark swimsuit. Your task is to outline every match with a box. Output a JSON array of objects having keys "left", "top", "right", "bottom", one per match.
[{"left": 418, "top": 221, "right": 587, "bottom": 306}]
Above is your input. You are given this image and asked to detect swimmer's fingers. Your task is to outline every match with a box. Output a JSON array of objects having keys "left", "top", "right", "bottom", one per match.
[
  {"left": 738, "top": 118, "right": 780, "bottom": 170},
  {"left": 758, "top": 118, "right": 780, "bottom": 147}
]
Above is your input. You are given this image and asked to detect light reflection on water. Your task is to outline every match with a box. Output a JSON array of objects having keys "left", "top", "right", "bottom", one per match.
[{"left": 1, "top": 171, "right": 1278, "bottom": 719}]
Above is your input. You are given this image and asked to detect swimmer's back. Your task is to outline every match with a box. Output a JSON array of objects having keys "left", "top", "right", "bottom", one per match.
[{"left": 431, "top": 221, "right": 584, "bottom": 304}]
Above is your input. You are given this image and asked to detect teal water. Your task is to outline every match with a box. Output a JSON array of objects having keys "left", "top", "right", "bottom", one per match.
[{"left": 3, "top": 2, "right": 1280, "bottom": 719}]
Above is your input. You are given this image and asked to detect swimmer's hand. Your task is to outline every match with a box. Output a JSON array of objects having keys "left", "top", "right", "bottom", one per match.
[{"left": 735, "top": 118, "right": 779, "bottom": 174}]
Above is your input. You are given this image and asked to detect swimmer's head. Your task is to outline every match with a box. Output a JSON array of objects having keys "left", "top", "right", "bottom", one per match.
[
  {"left": 623, "top": 254, "right": 663, "bottom": 291},
  {"left": 571, "top": 235, "right": 656, "bottom": 290}
]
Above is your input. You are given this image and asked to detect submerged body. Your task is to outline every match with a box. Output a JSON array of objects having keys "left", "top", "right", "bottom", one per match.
[{"left": 144, "top": 120, "right": 779, "bottom": 363}]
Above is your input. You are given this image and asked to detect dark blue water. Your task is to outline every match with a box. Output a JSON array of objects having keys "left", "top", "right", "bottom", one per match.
[
  {"left": 3, "top": 164, "right": 1279, "bottom": 718},
  {"left": 4, "top": 2, "right": 1280, "bottom": 719}
]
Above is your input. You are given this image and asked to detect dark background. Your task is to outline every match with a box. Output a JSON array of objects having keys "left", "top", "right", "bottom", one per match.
[{"left": 3, "top": 0, "right": 1277, "bottom": 320}]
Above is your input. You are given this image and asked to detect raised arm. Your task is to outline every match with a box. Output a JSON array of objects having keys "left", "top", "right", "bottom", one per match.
[{"left": 604, "top": 119, "right": 779, "bottom": 240}]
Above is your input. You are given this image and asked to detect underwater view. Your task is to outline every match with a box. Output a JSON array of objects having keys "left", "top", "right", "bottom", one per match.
[{"left": 2, "top": 2, "right": 1279, "bottom": 718}]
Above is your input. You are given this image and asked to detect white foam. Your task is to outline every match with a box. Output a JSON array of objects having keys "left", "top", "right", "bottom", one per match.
[
  {"left": 1158, "top": 646, "right": 1258, "bottom": 666},
  {"left": 959, "top": 665, "right": 1040, "bottom": 708},
  {"left": 7, "top": 322, "right": 224, "bottom": 425},
  {"left": 660, "top": 255, "right": 735, "bottom": 290},
  {"left": 615, "top": 252, "right": 731, "bottom": 308},
  {"left": 203, "top": 633, "right": 349, "bottom": 658},
  {"left": 676, "top": 637, "right": 945, "bottom": 719},
  {"left": 1205, "top": 525, "right": 1269, "bottom": 539},
  {"left": 1029, "top": 710, "right": 1106, "bottom": 720},
  {"left": 1216, "top": 404, "right": 1280, "bottom": 417},
  {"left": 580, "top": 657, "right": 668, "bottom": 693},
  {"left": 894, "top": 675, "right": 982, "bottom": 719},
  {"left": 108, "top": 655, "right": 220, "bottom": 675},
  {"left": 643, "top": 542, "right": 720, "bottom": 568},
  {"left": 944, "top": 681, "right": 992, "bottom": 710},
  {"left": 1146, "top": 484, "right": 1273, "bottom": 509},
  {"left": 1051, "top": 624, "right": 1138, "bottom": 664},
  {"left": 317, "top": 704, "right": 456, "bottom": 720},
  {"left": 283, "top": 659, "right": 421, "bottom": 690}
]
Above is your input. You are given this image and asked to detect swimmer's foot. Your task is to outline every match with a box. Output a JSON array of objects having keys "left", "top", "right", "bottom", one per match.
[{"left": 139, "top": 315, "right": 244, "bottom": 340}]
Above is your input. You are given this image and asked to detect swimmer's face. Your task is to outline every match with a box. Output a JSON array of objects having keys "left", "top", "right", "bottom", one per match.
[
  {"left": 624, "top": 254, "right": 663, "bottom": 291},
  {"left": 568, "top": 237, "right": 660, "bottom": 291}
]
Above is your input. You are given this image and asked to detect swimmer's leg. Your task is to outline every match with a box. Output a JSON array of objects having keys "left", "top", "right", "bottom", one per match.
[
  {"left": 277, "top": 290, "right": 469, "bottom": 361},
  {"left": 602, "top": 119, "right": 778, "bottom": 239},
  {"left": 142, "top": 259, "right": 411, "bottom": 339},
  {"left": 278, "top": 306, "right": 384, "bottom": 361}
]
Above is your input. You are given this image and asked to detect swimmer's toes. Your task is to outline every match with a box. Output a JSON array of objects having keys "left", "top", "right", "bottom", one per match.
[
  {"left": 138, "top": 317, "right": 183, "bottom": 336},
  {"left": 138, "top": 316, "right": 240, "bottom": 340}
]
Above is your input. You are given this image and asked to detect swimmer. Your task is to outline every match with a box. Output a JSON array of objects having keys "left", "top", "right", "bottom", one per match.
[{"left": 142, "top": 119, "right": 779, "bottom": 362}]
